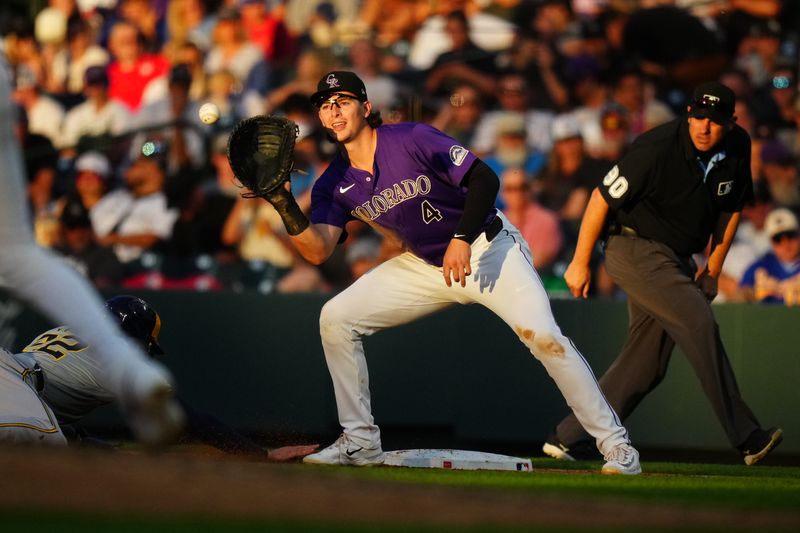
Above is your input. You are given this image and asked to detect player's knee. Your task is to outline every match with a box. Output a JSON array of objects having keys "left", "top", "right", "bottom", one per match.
[
  {"left": 319, "top": 297, "right": 356, "bottom": 338},
  {"left": 0, "top": 244, "right": 48, "bottom": 282},
  {"left": 515, "top": 327, "right": 567, "bottom": 359}
]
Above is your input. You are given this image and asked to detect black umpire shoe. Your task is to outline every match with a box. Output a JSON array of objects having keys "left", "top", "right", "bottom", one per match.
[
  {"left": 542, "top": 431, "right": 601, "bottom": 461},
  {"left": 739, "top": 427, "right": 783, "bottom": 466}
]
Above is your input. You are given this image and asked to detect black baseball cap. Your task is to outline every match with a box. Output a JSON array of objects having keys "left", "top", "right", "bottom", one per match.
[
  {"left": 169, "top": 63, "right": 192, "bottom": 87},
  {"left": 310, "top": 71, "right": 368, "bottom": 107},
  {"left": 59, "top": 199, "right": 91, "bottom": 228},
  {"left": 84, "top": 65, "right": 109, "bottom": 87},
  {"left": 688, "top": 81, "right": 735, "bottom": 125}
]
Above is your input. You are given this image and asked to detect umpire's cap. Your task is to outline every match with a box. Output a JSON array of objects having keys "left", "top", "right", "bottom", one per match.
[
  {"left": 688, "top": 81, "right": 735, "bottom": 125},
  {"left": 310, "top": 71, "right": 368, "bottom": 107},
  {"left": 106, "top": 295, "right": 164, "bottom": 356}
]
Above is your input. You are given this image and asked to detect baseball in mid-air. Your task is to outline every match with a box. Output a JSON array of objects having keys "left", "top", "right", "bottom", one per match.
[{"left": 199, "top": 102, "right": 220, "bottom": 125}]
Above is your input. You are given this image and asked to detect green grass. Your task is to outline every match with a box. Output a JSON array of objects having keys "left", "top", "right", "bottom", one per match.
[{"left": 332, "top": 457, "right": 800, "bottom": 511}]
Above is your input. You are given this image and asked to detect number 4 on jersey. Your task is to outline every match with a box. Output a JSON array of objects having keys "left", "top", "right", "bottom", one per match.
[{"left": 421, "top": 200, "right": 443, "bottom": 224}]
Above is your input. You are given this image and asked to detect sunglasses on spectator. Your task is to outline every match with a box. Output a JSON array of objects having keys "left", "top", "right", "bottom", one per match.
[
  {"left": 772, "top": 76, "right": 795, "bottom": 90},
  {"left": 772, "top": 231, "right": 798, "bottom": 243}
]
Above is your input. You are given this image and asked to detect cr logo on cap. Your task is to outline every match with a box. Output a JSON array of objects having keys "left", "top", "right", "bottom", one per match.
[
  {"left": 326, "top": 74, "right": 339, "bottom": 88},
  {"left": 703, "top": 94, "right": 720, "bottom": 104}
]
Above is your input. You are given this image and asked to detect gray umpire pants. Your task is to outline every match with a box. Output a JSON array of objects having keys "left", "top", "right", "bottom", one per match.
[{"left": 554, "top": 234, "right": 761, "bottom": 450}]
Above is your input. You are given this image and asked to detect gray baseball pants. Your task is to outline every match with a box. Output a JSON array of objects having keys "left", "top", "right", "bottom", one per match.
[{"left": 554, "top": 234, "right": 761, "bottom": 449}]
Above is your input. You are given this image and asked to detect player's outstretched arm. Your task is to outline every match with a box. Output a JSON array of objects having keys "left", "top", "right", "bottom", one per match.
[
  {"left": 565, "top": 187, "right": 609, "bottom": 299},
  {"left": 290, "top": 222, "right": 343, "bottom": 265}
]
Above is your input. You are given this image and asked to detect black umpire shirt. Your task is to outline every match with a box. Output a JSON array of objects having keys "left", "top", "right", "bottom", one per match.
[{"left": 598, "top": 118, "right": 753, "bottom": 256}]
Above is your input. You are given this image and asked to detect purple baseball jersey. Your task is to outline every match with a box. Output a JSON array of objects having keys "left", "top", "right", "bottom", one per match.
[{"left": 311, "top": 123, "right": 497, "bottom": 266}]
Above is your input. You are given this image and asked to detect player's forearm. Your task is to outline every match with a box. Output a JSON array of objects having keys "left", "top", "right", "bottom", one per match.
[
  {"left": 290, "top": 223, "right": 340, "bottom": 265},
  {"left": 572, "top": 188, "right": 609, "bottom": 265},
  {"left": 705, "top": 211, "right": 740, "bottom": 278}
]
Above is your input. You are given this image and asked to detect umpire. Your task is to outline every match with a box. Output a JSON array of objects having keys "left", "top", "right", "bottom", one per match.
[{"left": 546, "top": 81, "right": 783, "bottom": 465}]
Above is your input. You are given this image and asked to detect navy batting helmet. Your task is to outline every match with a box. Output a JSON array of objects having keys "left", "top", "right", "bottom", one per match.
[{"left": 105, "top": 295, "right": 164, "bottom": 356}]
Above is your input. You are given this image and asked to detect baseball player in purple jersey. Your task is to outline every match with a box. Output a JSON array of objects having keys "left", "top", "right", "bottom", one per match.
[
  {"left": 0, "top": 52, "right": 183, "bottom": 446},
  {"left": 257, "top": 71, "right": 640, "bottom": 474}
]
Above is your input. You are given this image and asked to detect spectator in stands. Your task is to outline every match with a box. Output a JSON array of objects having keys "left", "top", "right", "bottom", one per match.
[
  {"left": 529, "top": 0, "right": 579, "bottom": 45},
  {"left": 263, "top": 49, "right": 328, "bottom": 115},
  {"left": 791, "top": 96, "right": 800, "bottom": 157},
  {"left": 500, "top": 167, "right": 562, "bottom": 272},
  {"left": 407, "top": 0, "right": 514, "bottom": 72},
  {"left": 732, "top": 97, "right": 757, "bottom": 139},
  {"left": 734, "top": 17, "right": 782, "bottom": 89},
  {"left": 349, "top": 39, "right": 399, "bottom": 112},
  {"left": 561, "top": 55, "right": 609, "bottom": 152},
  {"left": 589, "top": 103, "right": 631, "bottom": 164},
  {"left": 493, "top": 30, "right": 565, "bottom": 112},
  {"left": 720, "top": 68, "right": 755, "bottom": 105},
  {"left": 116, "top": 0, "right": 166, "bottom": 54},
  {"left": 536, "top": 114, "right": 607, "bottom": 242},
  {"left": 107, "top": 20, "right": 170, "bottom": 112},
  {"left": 760, "top": 139, "right": 800, "bottom": 211},
  {"left": 471, "top": 72, "right": 554, "bottom": 157},
  {"left": 166, "top": 0, "right": 217, "bottom": 53},
  {"left": 54, "top": 198, "right": 124, "bottom": 288},
  {"left": 6, "top": 21, "right": 47, "bottom": 89},
  {"left": 203, "top": 69, "right": 242, "bottom": 132},
  {"left": 24, "top": 135, "right": 61, "bottom": 248},
  {"left": 31, "top": 2, "right": 67, "bottom": 56},
  {"left": 283, "top": 0, "right": 359, "bottom": 42},
  {"left": 429, "top": 83, "right": 485, "bottom": 148},
  {"left": 73, "top": 151, "right": 113, "bottom": 213},
  {"left": 60, "top": 66, "right": 132, "bottom": 160},
  {"left": 129, "top": 64, "right": 206, "bottom": 172},
  {"left": 33, "top": 7, "right": 71, "bottom": 97},
  {"left": 221, "top": 196, "right": 296, "bottom": 277},
  {"left": 12, "top": 65, "right": 65, "bottom": 148},
  {"left": 204, "top": 7, "right": 269, "bottom": 96},
  {"left": 752, "top": 62, "right": 798, "bottom": 135},
  {"left": 344, "top": 232, "right": 384, "bottom": 281},
  {"left": 359, "top": 0, "right": 426, "bottom": 49},
  {"left": 483, "top": 113, "right": 547, "bottom": 199},
  {"left": 424, "top": 10, "right": 499, "bottom": 99},
  {"left": 172, "top": 41, "right": 209, "bottom": 101},
  {"left": 12, "top": 104, "right": 60, "bottom": 247},
  {"left": 610, "top": 67, "right": 673, "bottom": 139},
  {"left": 92, "top": 148, "right": 179, "bottom": 265},
  {"left": 162, "top": 134, "right": 238, "bottom": 262},
  {"left": 739, "top": 208, "right": 800, "bottom": 305},
  {"left": 240, "top": 0, "right": 295, "bottom": 65},
  {"left": 49, "top": 18, "right": 109, "bottom": 96}
]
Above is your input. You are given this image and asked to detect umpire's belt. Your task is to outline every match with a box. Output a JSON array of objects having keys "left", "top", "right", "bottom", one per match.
[{"left": 609, "top": 224, "right": 639, "bottom": 238}]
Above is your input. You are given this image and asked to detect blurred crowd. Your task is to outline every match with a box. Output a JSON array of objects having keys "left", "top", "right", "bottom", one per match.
[{"left": 2, "top": 0, "right": 799, "bottom": 303}]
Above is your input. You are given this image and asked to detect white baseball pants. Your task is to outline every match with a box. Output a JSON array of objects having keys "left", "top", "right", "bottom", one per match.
[
  {"left": 319, "top": 212, "right": 629, "bottom": 455},
  {"left": 0, "top": 349, "right": 66, "bottom": 445}
]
